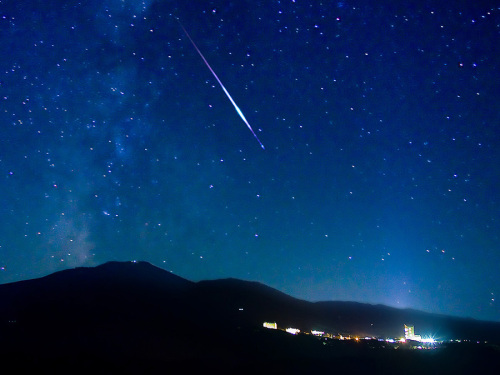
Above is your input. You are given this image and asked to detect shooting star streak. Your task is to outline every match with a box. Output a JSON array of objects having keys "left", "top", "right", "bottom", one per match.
[{"left": 177, "top": 19, "right": 265, "bottom": 149}]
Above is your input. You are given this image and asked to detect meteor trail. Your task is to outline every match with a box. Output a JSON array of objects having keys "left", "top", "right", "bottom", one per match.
[{"left": 177, "top": 19, "right": 265, "bottom": 150}]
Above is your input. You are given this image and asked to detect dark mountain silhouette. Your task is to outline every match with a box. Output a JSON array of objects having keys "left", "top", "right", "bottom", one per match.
[{"left": 0, "top": 261, "right": 499, "bottom": 374}]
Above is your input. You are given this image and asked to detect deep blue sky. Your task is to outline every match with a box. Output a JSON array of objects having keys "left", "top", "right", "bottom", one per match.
[{"left": 1, "top": 0, "right": 499, "bottom": 322}]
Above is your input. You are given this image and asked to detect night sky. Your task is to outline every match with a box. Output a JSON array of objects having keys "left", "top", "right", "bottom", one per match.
[{"left": 1, "top": 1, "right": 499, "bottom": 322}]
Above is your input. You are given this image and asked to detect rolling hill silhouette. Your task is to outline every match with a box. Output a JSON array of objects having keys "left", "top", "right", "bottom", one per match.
[{"left": 0, "top": 261, "right": 499, "bottom": 374}]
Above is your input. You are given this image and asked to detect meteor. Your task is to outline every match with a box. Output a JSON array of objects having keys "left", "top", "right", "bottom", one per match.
[{"left": 177, "top": 19, "right": 265, "bottom": 150}]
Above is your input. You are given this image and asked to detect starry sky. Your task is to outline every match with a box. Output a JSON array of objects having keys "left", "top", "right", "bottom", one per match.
[{"left": 1, "top": 0, "right": 499, "bottom": 322}]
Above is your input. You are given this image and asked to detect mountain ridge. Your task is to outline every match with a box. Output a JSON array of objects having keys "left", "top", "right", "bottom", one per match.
[
  {"left": 1, "top": 260, "right": 499, "bottom": 373},
  {"left": 2, "top": 260, "right": 497, "bottom": 322},
  {"left": 1, "top": 261, "right": 498, "bottom": 339}
]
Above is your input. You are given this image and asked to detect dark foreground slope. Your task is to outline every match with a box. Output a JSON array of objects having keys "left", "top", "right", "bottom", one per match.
[{"left": 0, "top": 261, "right": 499, "bottom": 374}]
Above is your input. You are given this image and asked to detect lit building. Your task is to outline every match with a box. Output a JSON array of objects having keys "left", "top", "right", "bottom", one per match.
[
  {"left": 263, "top": 322, "right": 277, "bottom": 329},
  {"left": 404, "top": 324, "right": 414, "bottom": 339},
  {"left": 311, "top": 330, "right": 324, "bottom": 336},
  {"left": 404, "top": 325, "right": 421, "bottom": 341},
  {"left": 286, "top": 328, "right": 300, "bottom": 335}
]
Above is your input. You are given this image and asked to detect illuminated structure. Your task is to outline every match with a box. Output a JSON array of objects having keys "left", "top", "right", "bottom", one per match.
[
  {"left": 263, "top": 322, "right": 277, "bottom": 329},
  {"left": 404, "top": 325, "right": 414, "bottom": 339},
  {"left": 404, "top": 325, "right": 421, "bottom": 341},
  {"left": 286, "top": 328, "right": 300, "bottom": 335},
  {"left": 311, "top": 330, "right": 324, "bottom": 336}
]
